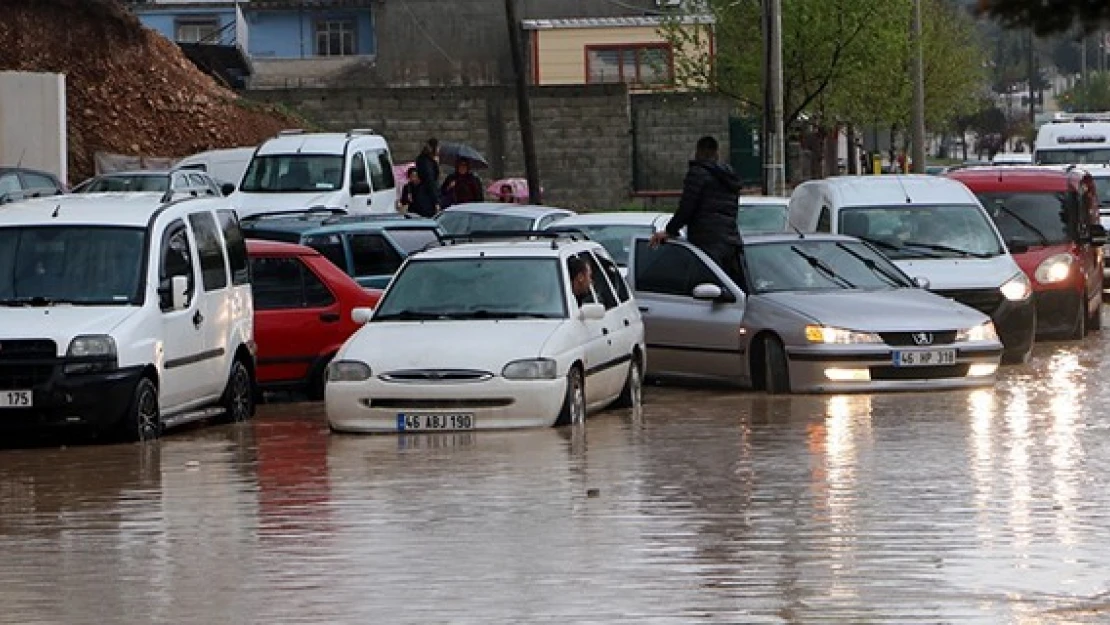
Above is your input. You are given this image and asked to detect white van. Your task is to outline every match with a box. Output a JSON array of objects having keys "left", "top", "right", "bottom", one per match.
[
  {"left": 232, "top": 129, "right": 398, "bottom": 218},
  {"left": 787, "top": 175, "right": 1036, "bottom": 363},
  {"left": 0, "top": 192, "right": 256, "bottom": 441},
  {"left": 175, "top": 146, "right": 257, "bottom": 193},
  {"left": 1034, "top": 112, "right": 1110, "bottom": 165}
]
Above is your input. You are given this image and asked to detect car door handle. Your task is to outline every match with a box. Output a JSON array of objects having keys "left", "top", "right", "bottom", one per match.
[
  {"left": 192, "top": 310, "right": 204, "bottom": 327},
  {"left": 319, "top": 312, "right": 341, "bottom": 323},
  {"left": 638, "top": 306, "right": 650, "bottom": 313},
  {"left": 602, "top": 328, "right": 609, "bottom": 335},
  {"left": 623, "top": 319, "right": 630, "bottom": 327}
]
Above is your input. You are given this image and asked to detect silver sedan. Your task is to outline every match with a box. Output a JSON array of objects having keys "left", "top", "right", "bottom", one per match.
[{"left": 628, "top": 233, "right": 1005, "bottom": 393}]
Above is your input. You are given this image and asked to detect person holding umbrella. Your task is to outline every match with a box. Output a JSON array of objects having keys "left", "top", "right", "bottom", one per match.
[
  {"left": 441, "top": 157, "right": 485, "bottom": 206},
  {"left": 415, "top": 138, "right": 441, "bottom": 211}
]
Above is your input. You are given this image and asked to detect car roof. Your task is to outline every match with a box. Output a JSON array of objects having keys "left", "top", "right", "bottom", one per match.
[
  {"left": 440, "top": 203, "right": 575, "bottom": 218},
  {"left": 738, "top": 195, "right": 790, "bottom": 206},
  {"left": 553, "top": 211, "right": 670, "bottom": 226},
  {"left": 0, "top": 192, "right": 227, "bottom": 228},
  {"left": 257, "top": 132, "right": 387, "bottom": 156},
  {"left": 95, "top": 170, "right": 171, "bottom": 177},
  {"left": 412, "top": 238, "right": 602, "bottom": 260},
  {"left": 945, "top": 166, "right": 1075, "bottom": 192},
  {"left": 246, "top": 238, "right": 318, "bottom": 257},
  {"left": 803, "top": 174, "right": 978, "bottom": 206}
]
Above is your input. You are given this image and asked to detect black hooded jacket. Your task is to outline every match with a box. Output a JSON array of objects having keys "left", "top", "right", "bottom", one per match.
[{"left": 665, "top": 159, "right": 743, "bottom": 248}]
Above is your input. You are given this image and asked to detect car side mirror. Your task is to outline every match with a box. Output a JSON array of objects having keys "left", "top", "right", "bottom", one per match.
[
  {"left": 913, "top": 276, "right": 930, "bottom": 289},
  {"left": 1089, "top": 224, "right": 1108, "bottom": 246},
  {"left": 1008, "top": 238, "right": 1031, "bottom": 254},
  {"left": 580, "top": 303, "right": 606, "bottom": 321},
  {"left": 171, "top": 275, "right": 189, "bottom": 311},
  {"left": 220, "top": 182, "right": 236, "bottom": 196},
  {"left": 351, "top": 307, "right": 374, "bottom": 324},
  {"left": 351, "top": 180, "right": 371, "bottom": 195},
  {"left": 692, "top": 283, "right": 723, "bottom": 301}
]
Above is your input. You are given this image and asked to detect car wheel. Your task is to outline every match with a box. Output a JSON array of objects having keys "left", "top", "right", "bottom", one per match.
[
  {"left": 764, "top": 336, "right": 791, "bottom": 395},
  {"left": 308, "top": 354, "right": 333, "bottom": 401},
  {"left": 220, "top": 359, "right": 254, "bottom": 423},
  {"left": 555, "top": 366, "right": 586, "bottom": 427},
  {"left": 1069, "top": 294, "right": 1087, "bottom": 340},
  {"left": 121, "top": 377, "right": 161, "bottom": 442},
  {"left": 614, "top": 354, "right": 642, "bottom": 409}
]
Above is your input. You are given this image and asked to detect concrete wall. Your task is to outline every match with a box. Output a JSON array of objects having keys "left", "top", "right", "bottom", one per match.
[
  {"left": 0, "top": 72, "right": 66, "bottom": 182},
  {"left": 631, "top": 92, "right": 733, "bottom": 192},
  {"left": 250, "top": 84, "right": 633, "bottom": 209}
]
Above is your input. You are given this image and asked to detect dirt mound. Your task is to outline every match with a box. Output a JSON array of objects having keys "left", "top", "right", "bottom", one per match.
[{"left": 0, "top": 0, "right": 302, "bottom": 183}]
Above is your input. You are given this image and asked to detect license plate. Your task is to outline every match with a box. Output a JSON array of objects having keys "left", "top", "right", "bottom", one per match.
[
  {"left": 0, "top": 390, "right": 32, "bottom": 408},
  {"left": 892, "top": 349, "right": 957, "bottom": 367},
  {"left": 397, "top": 413, "right": 475, "bottom": 431}
]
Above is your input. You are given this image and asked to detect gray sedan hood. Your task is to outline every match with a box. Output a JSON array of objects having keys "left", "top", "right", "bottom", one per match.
[{"left": 758, "top": 288, "right": 990, "bottom": 332}]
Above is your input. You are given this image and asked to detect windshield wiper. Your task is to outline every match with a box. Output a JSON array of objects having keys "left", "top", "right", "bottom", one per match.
[
  {"left": 790, "top": 246, "right": 855, "bottom": 288},
  {"left": 858, "top": 236, "right": 943, "bottom": 258},
  {"left": 993, "top": 203, "right": 1049, "bottom": 246},
  {"left": 901, "top": 240, "right": 993, "bottom": 258},
  {"left": 371, "top": 309, "right": 444, "bottom": 321},
  {"left": 451, "top": 309, "right": 556, "bottom": 320},
  {"left": 834, "top": 243, "right": 907, "bottom": 287},
  {"left": 0, "top": 296, "right": 71, "bottom": 307}
]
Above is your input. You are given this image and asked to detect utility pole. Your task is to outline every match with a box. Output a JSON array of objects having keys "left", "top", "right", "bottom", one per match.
[
  {"left": 761, "top": 0, "right": 786, "bottom": 195},
  {"left": 1027, "top": 29, "right": 1037, "bottom": 133},
  {"left": 909, "top": 0, "right": 926, "bottom": 173},
  {"left": 504, "top": 0, "right": 542, "bottom": 204}
]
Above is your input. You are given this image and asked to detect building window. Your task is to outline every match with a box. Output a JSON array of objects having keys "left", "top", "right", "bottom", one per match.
[
  {"left": 315, "top": 19, "right": 357, "bottom": 57},
  {"left": 175, "top": 17, "right": 220, "bottom": 43},
  {"left": 586, "top": 44, "right": 673, "bottom": 86}
]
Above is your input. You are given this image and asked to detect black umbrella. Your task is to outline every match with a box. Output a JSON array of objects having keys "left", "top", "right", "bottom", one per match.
[{"left": 439, "top": 142, "right": 489, "bottom": 170}]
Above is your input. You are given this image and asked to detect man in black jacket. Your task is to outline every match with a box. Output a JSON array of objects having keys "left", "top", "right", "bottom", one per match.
[
  {"left": 414, "top": 137, "right": 441, "bottom": 211},
  {"left": 650, "top": 136, "right": 745, "bottom": 286}
]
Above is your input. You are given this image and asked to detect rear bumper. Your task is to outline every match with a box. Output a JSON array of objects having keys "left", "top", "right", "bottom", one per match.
[{"left": 0, "top": 365, "right": 145, "bottom": 432}]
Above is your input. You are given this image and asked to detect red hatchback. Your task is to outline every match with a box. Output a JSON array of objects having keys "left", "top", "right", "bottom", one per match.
[
  {"left": 947, "top": 166, "right": 1107, "bottom": 339},
  {"left": 247, "top": 240, "right": 381, "bottom": 397}
]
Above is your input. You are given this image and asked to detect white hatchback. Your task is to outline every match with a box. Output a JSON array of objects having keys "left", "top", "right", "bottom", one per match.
[{"left": 326, "top": 235, "right": 645, "bottom": 433}]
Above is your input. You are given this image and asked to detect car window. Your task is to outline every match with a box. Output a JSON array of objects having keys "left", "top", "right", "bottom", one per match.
[
  {"left": 303, "top": 233, "right": 349, "bottom": 273},
  {"left": 22, "top": 172, "right": 58, "bottom": 192},
  {"left": 466, "top": 213, "right": 535, "bottom": 233},
  {"left": 188, "top": 212, "right": 228, "bottom": 291},
  {"left": 385, "top": 228, "right": 440, "bottom": 254},
  {"left": 368, "top": 149, "right": 393, "bottom": 190},
  {"left": 745, "top": 240, "right": 911, "bottom": 293},
  {"left": 159, "top": 220, "right": 195, "bottom": 310},
  {"left": 595, "top": 253, "right": 630, "bottom": 302},
  {"left": 0, "top": 173, "right": 20, "bottom": 195},
  {"left": 816, "top": 207, "right": 831, "bottom": 232},
  {"left": 563, "top": 224, "right": 652, "bottom": 266},
  {"left": 250, "top": 257, "right": 336, "bottom": 310},
  {"left": 436, "top": 211, "right": 470, "bottom": 235},
  {"left": 634, "top": 240, "right": 720, "bottom": 297},
  {"left": 88, "top": 175, "right": 169, "bottom": 193},
  {"left": 349, "top": 233, "right": 402, "bottom": 276},
  {"left": 1095, "top": 178, "right": 1110, "bottom": 206},
  {"left": 977, "top": 192, "right": 1071, "bottom": 246},
  {"left": 738, "top": 204, "right": 789, "bottom": 233},
  {"left": 349, "top": 152, "right": 369, "bottom": 191},
  {"left": 217, "top": 209, "right": 250, "bottom": 285},
  {"left": 577, "top": 252, "right": 618, "bottom": 309},
  {"left": 241, "top": 154, "right": 344, "bottom": 193},
  {"left": 537, "top": 213, "right": 568, "bottom": 230},
  {"left": 837, "top": 204, "right": 1004, "bottom": 259}
]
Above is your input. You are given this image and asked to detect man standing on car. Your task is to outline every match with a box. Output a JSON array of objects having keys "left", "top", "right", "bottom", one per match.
[{"left": 650, "top": 136, "right": 745, "bottom": 286}]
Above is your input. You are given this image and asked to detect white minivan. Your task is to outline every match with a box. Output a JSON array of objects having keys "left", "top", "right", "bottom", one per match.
[
  {"left": 175, "top": 146, "right": 257, "bottom": 193},
  {"left": 232, "top": 129, "right": 398, "bottom": 218},
  {"left": 0, "top": 192, "right": 256, "bottom": 441},
  {"left": 787, "top": 175, "right": 1036, "bottom": 363}
]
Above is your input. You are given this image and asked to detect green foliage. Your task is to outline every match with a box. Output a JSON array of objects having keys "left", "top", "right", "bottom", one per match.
[{"left": 1058, "top": 72, "right": 1110, "bottom": 111}]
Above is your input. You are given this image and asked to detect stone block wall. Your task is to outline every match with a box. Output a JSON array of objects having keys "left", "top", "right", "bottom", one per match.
[{"left": 631, "top": 92, "right": 733, "bottom": 192}]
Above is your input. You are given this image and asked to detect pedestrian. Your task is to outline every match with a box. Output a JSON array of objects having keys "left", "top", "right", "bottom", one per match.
[
  {"left": 415, "top": 137, "right": 440, "bottom": 209},
  {"left": 441, "top": 158, "right": 484, "bottom": 206},
  {"left": 650, "top": 136, "right": 746, "bottom": 288},
  {"left": 498, "top": 183, "right": 515, "bottom": 203},
  {"left": 399, "top": 167, "right": 438, "bottom": 218}
]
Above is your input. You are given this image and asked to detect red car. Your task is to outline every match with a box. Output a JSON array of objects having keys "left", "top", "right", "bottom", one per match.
[
  {"left": 947, "top": 166, "right": 1107, "bottom": 339},
  {"left": 247, "top": 240, "right": 381, "bottom": 397}
]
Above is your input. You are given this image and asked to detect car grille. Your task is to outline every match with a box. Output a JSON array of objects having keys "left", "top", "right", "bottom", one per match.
[
  {"left": 367, "top": 398, "right": 513, "bottom": 409},
  {"left": 879, "top": 331, "right": 957, "bottom": 346},
  {"left": 934, "top": 289, "right": 1003, "bottom": 316},
  {"left": 869, "top": 364, "right": 970, "bottom": 381},
  {"left": 0, "top": 364, "right": 54, "bottom": 390},
  {"left": 0, "top": 340, "right": 57, "bottom": 390},
  {"left": 0, "top": 339, "right": 56, "bottom": 360},
  {"left": 378, "top": 369, "right": 494, "bottom": 383}
]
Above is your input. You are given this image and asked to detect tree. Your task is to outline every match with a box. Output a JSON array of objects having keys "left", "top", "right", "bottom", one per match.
[
  {"left": 976, "top": 0, "right": 1110, "bottom": 37},
  {"left": 1058, "top": 72, "right": 1110, "bottom": 111}
]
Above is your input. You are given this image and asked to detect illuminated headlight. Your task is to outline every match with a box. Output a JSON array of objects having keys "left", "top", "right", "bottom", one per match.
[
  {"left": 804, "top": 325, "right": 882, "bottom": 344},
  {"left": 64, "top": 335, "right": 117, "bottom": 374},
  {"left": 1033, "top": 253, "right": 1074, "bottom": 284},
  {"left": 956, "top": 321, "right": 999, "bottom": 343},
  {"left": 502, "top": 358, "right": 558, "bottom": 380},
  {"left": 327, "top": 360, "right": 372, "bottom": 382},
  {"left": 999, "top": 272, "right": 1032, "bottom": 301}
]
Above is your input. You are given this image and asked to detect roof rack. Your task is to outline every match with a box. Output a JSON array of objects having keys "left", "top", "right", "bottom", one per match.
[
  {"left": 159, "top": 185, "right": 219, "bottom": 204},
  {"left": 439, "top": 230, "right": 587, "bottom": 249},
  {"left": 239, "top": 208, "right": 348, "bottom": 222}
]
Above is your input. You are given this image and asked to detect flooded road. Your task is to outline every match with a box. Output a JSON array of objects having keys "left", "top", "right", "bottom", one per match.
[{"left": 3, "top": 338, "right": 1110, "bottom": 623}]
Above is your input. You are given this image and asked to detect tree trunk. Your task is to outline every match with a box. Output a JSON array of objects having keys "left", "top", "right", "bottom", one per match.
[
  {"left": 824, "top": 124, "right": 840, "bottom": 177},
  {"left": 846, "top": 124, "right": 859, "bottom": 175}
]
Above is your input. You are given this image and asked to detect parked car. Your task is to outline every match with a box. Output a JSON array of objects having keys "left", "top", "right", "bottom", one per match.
[
  {"left": 738, "top": 195, "right": 790, "bottom": 234},
  {"left": 326, "top": 234, "right": 645, "bottom": 433},
  {"left": 0, "top": 166, "right": 66, "bottom": 205},
  {"left": 787, "top": 175, "right": 1035, "bottom": 363},
  {"left": 71, "top": 170, "right": 225, "bottom": 197},
  {"left": 437, "top": 203, "right": 574, "bottom": 235},
  {"left": 175, "top": 146, "right": 256, "bottom": 190},
  {"left": 232, "top": 129, "right": 398, "bottom": 218},
  {"left": 248, "top": 239, "right": 381, "bottom": 398},
  {"left": 543, "top": 211, "right": 670, "bottom": 271},
  {"left": 241, "top": 211, "right": 443, "bottom": 289},
  {"left": 0, "top": 192, "right": 255, "bottom": 441},
  {"left": 946, "top": 166, "right": 1105, "bottom": 339},
  {"left": 628, "top": 234, "right": 1003, "bottom": 392},
  {"left": 1084, "top": 165, "right": 1110, "bottom": 286}
]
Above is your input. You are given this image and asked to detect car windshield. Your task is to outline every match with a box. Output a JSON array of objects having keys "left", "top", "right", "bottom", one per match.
[
  {"left": 386, "top": 228, "right": 441, "bottom": 254},
  {"left": 0, "top": 226, "right": 145, "bottom": 305},
  {"left": 1095, "top": 178, "right": 1110, "bottom": 207},
  {"left": 838, "top": 204, "right": 1004, "bottom": 259},
  {"left": 239, "top": 154, "right": 344, "bottom": 193},
  {"left": 746, "top": 240, "right": 912, "bottom": 294},
  {"left": 374, "top": 258, "right": 567, "bottom": 320},
  {"left": 977, "top": 192, "right": 1071, "bottom": 247},
  {"left": 562, "top": 224, "right": 653, "bottom": 265},
  {"left": 1036, "top": 149, "right": 1110, "bottom": 165},
  {"left": 83, "top": 175, "right": 169, "bottom": 193},
  {"left": 738, "top": 204, "right": 789, "bottom": 234},
  {"left": 437, "top": 211, "right": 535, "bottom": 235}
]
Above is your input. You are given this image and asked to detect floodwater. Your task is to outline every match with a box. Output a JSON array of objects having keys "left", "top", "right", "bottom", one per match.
[{"left": 3, "top": 340, "right": 1110, "bottom": 623}]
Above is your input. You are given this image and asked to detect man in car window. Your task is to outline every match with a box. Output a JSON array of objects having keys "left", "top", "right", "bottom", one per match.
[
  {"left": 651, "top": 136, "right": 745, "bottom": 287},
  {"left": 567, "top": 255, "right": 593, "bottom": 307}
]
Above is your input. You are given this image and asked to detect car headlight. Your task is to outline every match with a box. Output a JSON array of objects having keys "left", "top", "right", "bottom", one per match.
[
  {"left": 65, "top": 335, "right": 118, "bottom": 374},
  {"left": 327, "top": 360, "right": 372, "bottom": 382},
  {"left": 502, "top": 358, "right": 558, "bottom": 380},
  {"left": 1033, "top": 253, "right": 1074, "bottom": 284},
  {"left": 956, "top": 321, "right": 999, "bottom": 343},
  {"left": 1000, "top": 272, "right": 1033, "bottom": 301},
  {"left": 804, "top": 325, "right": 882, "bottom": 344}
]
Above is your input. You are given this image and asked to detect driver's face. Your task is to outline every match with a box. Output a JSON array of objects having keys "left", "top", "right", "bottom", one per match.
[{"left": 572, "top": 266, "right": 592, "bottom": 297}]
